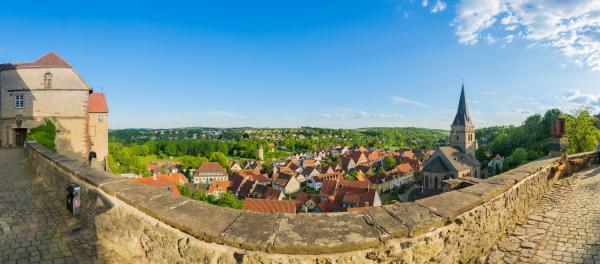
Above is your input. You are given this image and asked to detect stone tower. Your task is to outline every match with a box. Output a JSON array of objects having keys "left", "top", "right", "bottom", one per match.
[
  {"left": 258, "top": 144, "right": 264, "bottom": 161},
  {"left": 450, "top": 85, "right": 477, "bottom": 157}
]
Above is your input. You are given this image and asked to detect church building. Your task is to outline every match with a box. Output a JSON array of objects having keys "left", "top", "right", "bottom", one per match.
[
  {"left": 422, "top": 85, "right": 480, "bottom": 190},
  {"left": 0, "top": 52, "right": 109, "bottom": 169}
]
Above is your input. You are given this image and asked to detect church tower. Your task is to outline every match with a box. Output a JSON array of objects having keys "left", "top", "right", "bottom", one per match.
[{"left": 450, "top": 85, "right": 477, "bottom": 157}]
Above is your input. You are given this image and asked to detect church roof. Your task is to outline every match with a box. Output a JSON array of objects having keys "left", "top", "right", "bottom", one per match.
[
  {"left": 452, "top": 85, "right": 473, "bottom": 127},
  {"left": 423, "top": 157, "right": 450, "bottom": 173},
  {"left": 438, "top": 146, "right": 480, "bottom": 171},
  {"left": 0, "top": 52, "right": 72, "bottom": 70}
]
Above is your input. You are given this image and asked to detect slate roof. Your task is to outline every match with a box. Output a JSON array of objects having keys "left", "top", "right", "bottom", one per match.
[
  {"left": 423, "top": 157, "right": 450, "bottom": 173},
  {"left": 438, "top": 146, "right": 480, "bottom": 170},
  {"left": 452, "top": 85, "right": 474, "bottom": 127},
  {"left": 248, "top": 185, "right": 281, "bottom": 200}
]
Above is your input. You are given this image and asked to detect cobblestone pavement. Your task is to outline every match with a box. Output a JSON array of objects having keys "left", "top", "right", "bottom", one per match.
[
  {"left": 487, "top": 165, "right": 600, "bottom": 264},
  {"left": 0, "top": 149, "right": 125, "bottom": 264}
]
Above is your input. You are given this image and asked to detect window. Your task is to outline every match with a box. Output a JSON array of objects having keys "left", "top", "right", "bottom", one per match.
[
  {"left": 44, "top": 72, "right": 53, "bottom": 89},
  {"left": 15, "top": 95, "right": 24, "bottom": 108}
]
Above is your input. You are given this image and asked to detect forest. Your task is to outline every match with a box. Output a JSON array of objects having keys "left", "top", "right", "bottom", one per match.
[{"left": 476, "top": 108, "right": 599, "bottom": 173}]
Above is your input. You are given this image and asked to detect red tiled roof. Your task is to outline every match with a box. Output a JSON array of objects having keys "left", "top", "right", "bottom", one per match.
[
  {"left": 396, "top": 163, "right": 413, "bottom": 174},
  {"left": 338, "top": 179, "right": 369, "bottom": 189},
  {"left": 130, "top": 173, "right": 189, "bottom": 195},
  {"left": 88, "top": 93, "right": 108, "bottom": 113},
  {"left": 319, "top": 180, "right": 338, "bottom": 197},
  {"left": 208, "top": 180, "right": 232, "bottom": 193},
  {"left": 244, "top": 198, "right": 298, "bottom": 214},
  {"left": 0, "top": 52, "right": 72, "bottom": 70},
  {"left": 194, "top": 162, "right": 228, "bottom": 177}
]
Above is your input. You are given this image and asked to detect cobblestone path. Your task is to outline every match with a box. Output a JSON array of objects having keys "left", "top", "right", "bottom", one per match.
[
  {"left": 488, "top": 165, "right": 600, "bottom": 264},
  {"left": 0, "top": 149, "right": 124, "bottom": 264}
]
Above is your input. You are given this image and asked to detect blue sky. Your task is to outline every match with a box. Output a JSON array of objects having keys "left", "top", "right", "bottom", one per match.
[{"left": 1, "top": 0, "right": 599, "bottom": 129}]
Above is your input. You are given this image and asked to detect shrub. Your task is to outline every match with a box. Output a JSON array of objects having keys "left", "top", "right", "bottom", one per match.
[{"left": 27, "top": 119, "right": 56, "bottom": 151}]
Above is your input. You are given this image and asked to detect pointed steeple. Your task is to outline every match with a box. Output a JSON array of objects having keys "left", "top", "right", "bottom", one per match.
[{"left": 452, "top": 84, "right": 473, "bottom": 127}]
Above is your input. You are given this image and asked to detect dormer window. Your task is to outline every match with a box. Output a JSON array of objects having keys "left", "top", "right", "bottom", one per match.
[{"left": 44, "top": 72, "right": 53, "bottom": 89}]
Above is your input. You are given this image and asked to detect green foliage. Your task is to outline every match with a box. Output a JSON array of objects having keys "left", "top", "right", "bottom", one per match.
[
  {"left": 209, "top": 152, "right": 230, "bottom": 170},
  {"left": 107, "top": 142, "right": 147, "bottom": 175},
  {"left": 506, "top": 148, "right": 528, "bottom": 168},
  {"left": 345, "top": 169, "right": 359, "bottom": 180},
  {"left": 382, "top": 156, "right": 397, "bottom": 171},
  {"left": 376, "top": 166, "right": 386, "bottom": 174},
  {"left": 177, "top": 184, "right": 191, "bottom": 197},
  {"left": 384, "top": 184, "right": 412, "bottom": 204},
  {"left": 564, "top": 108, "right": 600, "bottom": 154},
  {"left": 177, "top": 187, "right": 243, "bottom": 209},
  {"left": 27, "top": 119, "right": 56, "bottom": 151},
  {"left": 476, "top": 109, "right": 559, "bottom": 171}
]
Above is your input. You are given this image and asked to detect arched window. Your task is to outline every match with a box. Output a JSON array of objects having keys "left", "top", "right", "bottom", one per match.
[{"left": 44, "top": 72, "right": 53, "bottom": 89}]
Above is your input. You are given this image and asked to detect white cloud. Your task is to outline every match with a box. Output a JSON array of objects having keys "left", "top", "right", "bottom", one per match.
[
  {"left": 320, "top": 113, "right": 345, "bottom": 119},
  {"left": 353, "top": 111, "right": 404, "bottom": 119},
  {"left": 390, "top": 96, "right": 430, "bottom": 107},
  {"left": 452, "top": 0, "right": 600, "bottom": 71},
  {"left": 485, "top": 33, "right": 496, "bottom": 44},
  {"left": 431, "top": 0, "right": 447, "bottom": 13},
  {"left": 422, "top": 0, "right": 429, "bottom": 7},
  {"left": 562, "top": 89, "right": 600, "bottom": 105}
]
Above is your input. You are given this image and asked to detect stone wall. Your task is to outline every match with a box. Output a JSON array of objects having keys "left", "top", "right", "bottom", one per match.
[{"left": 25, "top": 142, "right": 597, "bottom": 263}]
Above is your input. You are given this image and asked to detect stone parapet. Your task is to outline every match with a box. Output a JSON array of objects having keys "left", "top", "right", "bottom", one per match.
[{"left": 24, "top": 141, "right": 597, "bottom": 263}]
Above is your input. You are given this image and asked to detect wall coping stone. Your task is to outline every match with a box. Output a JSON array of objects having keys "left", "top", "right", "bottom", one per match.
[{"left": 24, "top": 141, "right": 597, "bottom": 256}]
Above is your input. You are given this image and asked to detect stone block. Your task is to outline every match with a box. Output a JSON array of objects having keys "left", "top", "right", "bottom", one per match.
[
  {"left": 271, "top": 212, "right": 382, "bottom": 254},
  {"left": 364, "top": 207, "right": 408, "bottom": 239},
  {"left": 458, "top": 182, "right": 510, "bottom": 202},
  {"left": 382, "top": 202, "right": 444, "bottom": 237},
  {"left": 165, "top": 200, "right": 242, "bottom": 243},
  {"left": 115, "top": 183, "right": 171, "bottom": 209},
  {"left": 416, "top": 191, "right": 483, "bottom": 221},
  {"left": 100, "top": 180, "right": 144, "bottom": 197},
  {"left": 76, "top": 168, "right": 125, "bottom": 187},
  {"left": 220, "top": 211, "right": 280, "bottom": 251}
]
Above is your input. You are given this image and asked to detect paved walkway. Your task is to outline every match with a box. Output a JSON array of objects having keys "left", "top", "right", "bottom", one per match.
[
  {"left": 488, "top": 165, "right": 600, "bottom": 264},
  {"left": 0, "top": 149, "right": 123, "bottom": 264}
]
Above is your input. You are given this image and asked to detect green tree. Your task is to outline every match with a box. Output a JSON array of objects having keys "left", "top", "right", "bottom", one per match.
[
  {"left": 345, "top": 170, "right": 358, "bottom": 180},
  {"left": 376, "top": 166, "right": 386, "bottom": 174},
  {"left": 27, "top": 119, "right": 56, "bottom": 151},
  {"left": 564, "top": 108, "right": 600, "bottom": 154},
  {"left": 382, "top": 156, "right": 397, "bottom": 171},
  {"left": 507, "top": 148, "right": 528, "bottom": 168},
  {"left": 209, "top": 152, "right": 230, "bottom": 170},
  {"left": 177, "top": 184, "right": 192, "bottom": 198}
]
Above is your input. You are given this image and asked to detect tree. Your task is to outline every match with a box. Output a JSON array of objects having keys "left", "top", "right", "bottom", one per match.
[
  {"left": 507, "top": 148, "right": 528, "bottom": 168},
  {"left": 345, "top": 170, "right": 358, "bottom": 180},
  {"left": 376, "top": 166, "right": 386, "bottom": 174},
  {"left": 382, "top": 156, "right": 397, "bottom": 171},
  {"left": 177, "top": 184, "right": 191, "bottom": 198},
  {"left": 564, "top": 108, "right": 600, "bottom": 154},
  {"left": 209, "top": 152, "right": 230, "bottom": 170},
  {"left": 27, "top": 119, "right": 56, "bottom": 151}
]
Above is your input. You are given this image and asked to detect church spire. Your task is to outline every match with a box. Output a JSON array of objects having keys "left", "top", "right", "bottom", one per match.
[{"left": 452, "top": 84, "right": 473, "bottom": 127}]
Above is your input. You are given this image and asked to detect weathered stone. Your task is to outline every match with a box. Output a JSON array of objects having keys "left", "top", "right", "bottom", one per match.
[
  {"left": 220, "top": 211, "right": 280, "bottom": 251},
  {"left": 164, "top": 200, "right": 241, "bottom": 243},
  {"left": 382, "top": 203, "right": 444, "bottom": 237},
  {"left": 364, "top": 207, "right": 408, "bottom": 238},
  {"left": 521, "top": 241, "right": 536, "bottom": 249},
  {"left": 458, "top": 182, "right": 510, "bottom": 202},
  {"left": 271, "top": 212, "right": 381, "bottom": 254},
  {"left": 416, "top": 191, "right": 483, "bottom": 220}
]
